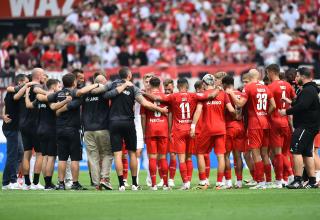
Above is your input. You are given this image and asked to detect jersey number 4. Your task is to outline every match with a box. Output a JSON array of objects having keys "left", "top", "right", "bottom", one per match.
[
  {"left": 180, "top": 102, "right": 191, "bottom": 119},
  {"left": 256, "top": 93, "right": 267, "bottom": 110}
]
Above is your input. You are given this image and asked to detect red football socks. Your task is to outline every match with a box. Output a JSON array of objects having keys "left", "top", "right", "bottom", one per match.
[
  {"left": 224, "top": 169, "right": 232, "bottom": 180},
  {"left": 274, "top": 154, "right": 283, "bottom": 181},
  {"left": 122, "top": 158, "right": 128, "bottom": 179},
  {"left": 204, "top": 154, "right": 210, "bottom": 178},
  {"left": 254, "top": 161, "right": 264, "bottom": 183},
  {"left": 160, "top": 158, "right": 168, "bottom": 186},
  {"left": 186, "top": 160, "right": 193, "bottom": 182},
  {"left": 169, "top": 159, "right": 176, "bottom": 180},
  {"left": 149, "top": 158, "right": 157, "bottom": 186},
  {"left": 179, "top": 162, "right": 188, "bottom": 183},
  {"left": 199, "top": 172, "right": 206, "bottom": 181},
  {"left": 217, "top": 172, "right": 224, "bottom": 182}
]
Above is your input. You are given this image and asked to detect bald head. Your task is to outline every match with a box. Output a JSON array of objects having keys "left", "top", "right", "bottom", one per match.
[
  {"left": 94, "top": 74, "right": 107, "bottom": 85},
  {"left": 248, "top": 69, "right": 260, "bottom": 81},
  {"left": 31, "top": 68, "right": 44, "bottom": 83}
]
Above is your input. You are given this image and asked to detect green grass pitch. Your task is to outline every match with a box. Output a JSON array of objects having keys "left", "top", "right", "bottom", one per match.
[{"left": 0, "top": 170, "right": 319, "bottom": 220}]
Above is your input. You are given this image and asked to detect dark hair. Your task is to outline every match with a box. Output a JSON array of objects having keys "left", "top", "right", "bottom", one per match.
[
  {"left": 285, "top": 68, "right": 297, "bottom": 84},
  {"left": 27, "top": 74, "right": 32, "bottom": 82},
  {"left": 265, "top": 64, "right": 280, "bottom": 75},
  {"left": 177, "top": 78, "right": 189, "bottom": 88},
  {"left": 14, "top": 74, "right": 26, "bottom": 85},
  {"left": 62, "top": 73, "right": 76, "bottom": 88},
  {"left": 72, "top": 69, "right": 84, "bottom": 75},
  {"left": 119, "top": 67, "right": 130, "bottom": 79},
  {"left": 149, "top": 77, "right": 160, "bottom": 88},
  {"left": 221, "top": 75, "right": 234, "bottom": 86},
  {"left": 263, "top": 75, "right": 270, "bottom": 86},
  {"left": 297, "top": 67, "right": 311, "bottom": 78},
  {"left": 194, "top": 80, "right": 203, "bottom": 90},
  {"left": 163, "top": 78, "right": 174, "bottom": 87},
  {"left": 46, "top": 79, "right": 59, "bottom": 89}
]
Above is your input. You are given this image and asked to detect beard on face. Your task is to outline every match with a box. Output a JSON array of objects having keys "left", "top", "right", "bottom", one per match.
[{"left": 297, "top": 79, "right": 303, "bottom": 86}]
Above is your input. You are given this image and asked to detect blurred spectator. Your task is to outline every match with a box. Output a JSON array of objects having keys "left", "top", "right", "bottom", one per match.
[
  {"left": 65, "top": 27, "right": 79, "bottom": 63},
  {"left": 0, "top": 43, "right": 9, "bottom": 69},
  {"left": 15, "top": 47, "right": 33, "bottom": 70},
  {"left": 0, "top": 0, "right": 319, "bottom": 78},
  {"left": 41, "top": 44, "right": 62, "bottom": 70},
  {"left": 281, "top": 4, "right": 300, "bottom": 29}
]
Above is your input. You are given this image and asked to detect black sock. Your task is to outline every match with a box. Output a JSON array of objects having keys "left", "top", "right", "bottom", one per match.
[
  {"left": 118, "top": 175, "right": 124, "bottom": 186},
  {"left": 24, "top": 175, "right": 31, "bottom": 185},
  {"left": 33, "top": 173, "right": 40, "bottom": 185},
  {"left": 44, "top": 176, "right": 49, "bottom": 186},
  {"left": 59, "top": 180, "right": 64, "bottom": 185},
  {"left": 308, "top": 176, "right": 316, "bottom": 185},
  {"left": 73, "top": 181, "right": 79, "bottom": 185},
  {"left": 132, "top": 176, "right": 137, "bottom": 186},
  {"left": 44, "top": 176, "right": 52, "bottom": 186},
  {"left": 294, "top": 176, "right": 302, "bottom": 182}
]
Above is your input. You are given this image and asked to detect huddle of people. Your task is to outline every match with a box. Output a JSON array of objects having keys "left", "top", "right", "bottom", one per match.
[{"left": 1, "top": 65, "right": 320, "bottom": 191}]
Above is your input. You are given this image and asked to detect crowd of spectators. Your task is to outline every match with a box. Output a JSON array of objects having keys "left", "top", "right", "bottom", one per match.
[{"left": 0, "top": 0, "right": 320, "bottom": 78}]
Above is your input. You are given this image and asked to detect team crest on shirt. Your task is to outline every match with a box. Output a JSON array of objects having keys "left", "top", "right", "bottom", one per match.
[{"left": 123, "top": 90, "right": 131, "bottom": 95}]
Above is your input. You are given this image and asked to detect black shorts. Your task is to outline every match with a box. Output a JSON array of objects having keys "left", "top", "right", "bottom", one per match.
[
  {"left": 39, "top": 134, "right": 57, "bottom": 157},
  {"left": 290, "top": 128, "right": 318, "bottom": 157},
  {"left": 21, "top": 131, "right": 40, "bottom": 152},
  {"left": 109, "top": 120, "right": 137, "bottom": 153},
  {"left": 56, "top": 129, "right": 82, "bottom": 161}
]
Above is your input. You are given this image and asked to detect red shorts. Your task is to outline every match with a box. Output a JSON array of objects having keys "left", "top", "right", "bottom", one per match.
[
  {"left": 247, "top": 129, "right": 270, "bottom": 149},
  {"left": 172, "top": 131, "right": 195, "bottom": 154},
  {"left": 314, "top": 132, "right": 320, "bottom": 148},
  {"left": 269, "top": 126, "right": 291, "bottom": 149},
  {"left": 145, "top": 137, "right": 168, "bottom": 155},
  {"left": 196, "top": 134, "right": 226, "bottom": 155},
  {"left": 226, "top": 127, "right": 246, "bottom": 152}
]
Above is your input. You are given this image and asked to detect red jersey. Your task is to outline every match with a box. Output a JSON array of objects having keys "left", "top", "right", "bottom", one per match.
[
  {"left": 162, "top": 92, "right": 205, "bottom": 132},
  {"left": 141, "top": 90, "right": 168, "bottom": 138},
  {"left": 242, "top": 82, "right": 273, "bottom": 130},
  {"left": 268, "top": 80, "right": 296, "bottom": 128},
  {"left": 225, "top": 89, "right": 245, "bottom": 129},
  {"left": 200, "top": 90, "right": 230, "bottom": 135}
]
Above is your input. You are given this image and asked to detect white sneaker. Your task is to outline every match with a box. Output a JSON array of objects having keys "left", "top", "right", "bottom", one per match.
[
  {"left": 119, "top": 186, "right": 126, "bottom": 192},
  {"left": 288, "top": 175, "right": 294, "bottom": 185},
  {"left": 274, "top": 180, "right": 283, "bottom": 189},
  {"left": 9, "top": 182, "right": 22, "bottom": 190},
  {"left": 157, "top": 179, "right": 164, "bottom": 187},
  {"left": 123, "top": 179, "right": 130, "bottom": 187},
  {"left": 17, "top": 178, "right": 24, "bottom": 186},
  {"left": 168, "top": 179, "right": 175, "bottom": 187},
  {"left": 30, "top": 183, "right": 45, "bottom": 190},
  {"left": 22, "top": 184, "right": 30, "bottom": 190},
  {"left": 65, "top": 179, "right": 73, "bottom": 189},
  {"left": 146, "top": 177, "right": 152, "bottom": 187},
  {"left": 179, "top": 182, "right": 190, "bottom": 190},
  {"left": 216, "top": 182, "right": 226, "bottom": 190},
  {"left": 2, "top": 184, "right": 11, "bottom": 190},
  {"left": 282, "top": 179, "right": 288, "bottom": 186},
  {"left": 225, "top": 180, "right": 233, "bottom": 189},
  {"left": 265, "top": 182, "right": 274, "bottom": 189},
  {"left": 150, "top": 185, "right": 158, "bottom": 191},
  {"left": 245, "top": 179, "right": 258, "bottom": 186},
  {"left": 131, "top": 185, "right": 142, "bottom": 191},
  {"left": 249, "top": 182, "right": 266, "bottom": 190},
  {"left": 163, "top": 185, "right": 172, "bottom": 191},
  {"left": 235, "top": 181, "right": 242, "bottom": 189}
]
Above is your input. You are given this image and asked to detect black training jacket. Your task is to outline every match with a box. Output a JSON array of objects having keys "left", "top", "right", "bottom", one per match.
[{"left": 286, "top": 82, "right": 320, "bottom": 131}]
